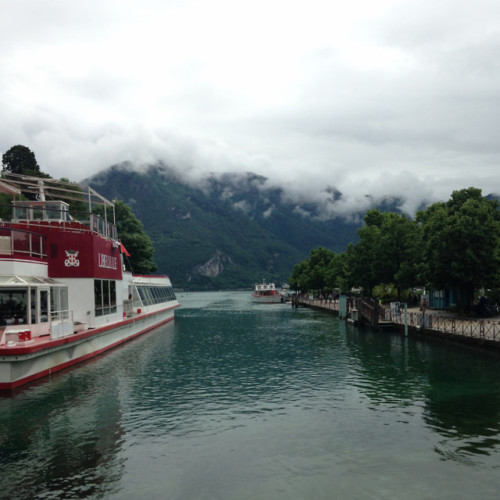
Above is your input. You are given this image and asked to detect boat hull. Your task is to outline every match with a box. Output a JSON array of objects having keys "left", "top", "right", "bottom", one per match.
[
  {"left": 251, "top": 294, "right": 283, "bottom": 304},
  {"left": 0, "top": 304, "right": 179, "bottom": 391}
]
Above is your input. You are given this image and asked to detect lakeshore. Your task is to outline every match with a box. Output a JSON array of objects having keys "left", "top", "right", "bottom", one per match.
[{"left": 296, "top": 295, "right": 500, "bottom": 349}]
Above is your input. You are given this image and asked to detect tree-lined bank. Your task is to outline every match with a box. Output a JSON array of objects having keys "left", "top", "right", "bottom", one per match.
[{"left": 289, "top": 187, "right": 500, "bottom": 313}]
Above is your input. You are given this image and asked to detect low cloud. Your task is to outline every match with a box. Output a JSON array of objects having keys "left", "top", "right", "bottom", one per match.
[{"left": 1, "top": 0, "right": 500, "bottom": 220}]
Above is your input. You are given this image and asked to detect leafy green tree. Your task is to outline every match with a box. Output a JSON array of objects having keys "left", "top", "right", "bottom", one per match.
[
  {"left": 325, "top": 251, "right": 347, "bottom": 292},
  {"left": 2, "top": 145, "right": 46, "bottom": 176},
  {"left": 376, "top": 212, "right": 420, "bottom": 299},
  {"left": 345, "top": 212, "right": 382, "bottom": 295},
  {"left": 113, "top": 200, "right": 157, "bottom": 274},
  {"left": 289, "top": 260, "right": 308, "bottom": 292},
  {"left": 417, "top": 187, "right": 500, "bottom": 310},
  {"left": 346, "top": 209, "right": 420, "bottom": 299},
  {"left": 2, "top": 145, "right": 51, "bottom": 202},
  {"left": 0, "top": 193, "right": 12, "bottom": 220},
  {"left": 307, "top": 247, "right": 334, "bottom": 292},
  {"left": 289, "top": 247, "right": 343, "bottom": 295},
  {"left": 289, "top": 186, "right": 500, "bottom": 308}
]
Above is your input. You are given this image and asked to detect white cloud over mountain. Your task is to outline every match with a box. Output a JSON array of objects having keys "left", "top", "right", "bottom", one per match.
[{"left": 2, "top": 0, "right": 500, "bottom": 218}]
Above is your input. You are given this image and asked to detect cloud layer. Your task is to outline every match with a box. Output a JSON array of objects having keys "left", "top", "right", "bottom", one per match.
[{"left": 2, "top": 0, "right": 500, "bottom": 217}]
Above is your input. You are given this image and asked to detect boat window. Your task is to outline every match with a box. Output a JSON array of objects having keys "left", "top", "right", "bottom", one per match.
[
  {"left": 110, "top": 281, "right": 116, "bottom": 308},
  {"left": 134, "top": 285, "right": 176, "bottom": 306},
  {"left": 40, "top": 290, "right": 49, "bottom": 323},
  {"left": 130, "top": 285, "right": 141, "bottom": 305},
  {"left": 94, "top": 279, "right": 117, "bottom": 317},
  {"left": 13, "top": 204, "right": 28, "bottom": 220},
  {"left": 33, "top": 207, "right": 45, "bottom": 220},
  {"left": 46, "top": 202, "right": 66, "bottom": 220},
  {"left": 0, "top": 288, "right": 28, "bottom": 326},
  {"left": 0, "top": 236, "right": 11, "bottom": 254},
  {"left": 137, "top": 287, "right": 146, "bottom": 302},
  {"left": 13, "top": 231, "right": 30, "bottom": 254},
  {"left": 103, "top": 280, "right": 109, "bottom": 313},
  {"left": 94, "top": 280, "right": 102, "bottom": 316},
  {"left": 34, "top": 235, "right": 43, "bottom": 257},
  {"left": 144, "top": 287, "right": 154, "bottom": 305},
  {"left": 12, "top": 201, "right": 70, "bottom": 222},
  {"left": 31, "top": 288, "right": 36, "bottom": 324}
]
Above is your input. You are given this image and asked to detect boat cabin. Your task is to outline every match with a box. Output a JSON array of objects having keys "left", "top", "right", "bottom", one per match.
[
  {"left": 12, "top": 200, "right": 71, "bottom": 223},
  {"left": 0, "top": 190, "right": 120, "bottom": 339}
]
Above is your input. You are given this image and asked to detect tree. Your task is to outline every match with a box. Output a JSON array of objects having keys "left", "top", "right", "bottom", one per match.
[
  {"left": 417, "top": 187, "right": 500, "bottom": 310},
  {"left": 344, "top": 211, "right": 383, "bottom": 295},
  {"left": 2, "top": 145, "right": 42, "bottom": 176},
  {"left": 307, "top": 247, "right": 334, "bottom": 292},
  {"left": 2, "top": 145, "right": 51, "bottom": 201},
  {"left": 288, "top": 186, "right": 500, "bottom": 309},
  {"left": 325, "top": 251, "right": 347, "bottom": 292},
  {"left": 113, "top": 200, "right": 157, "bottom": 274},
  {"left": 289, "top": 260, "right": 308, "bottom": 292},
  {"left": 376, "top": 211, "right": 420, "bottom": 299},
  {"left": 288, "top": 247, "right": 337, "bottom": 294},
  {"left": 344, "top": 209, "right": 420, "bottom": 298}
]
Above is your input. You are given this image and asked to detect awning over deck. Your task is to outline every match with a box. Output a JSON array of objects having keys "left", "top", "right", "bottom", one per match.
[
  {"left": 0, "top": 276, "right": 60, "bottom": 286},
  {"left": 0, "top": 180, "right": 21, "bottom": 195}
]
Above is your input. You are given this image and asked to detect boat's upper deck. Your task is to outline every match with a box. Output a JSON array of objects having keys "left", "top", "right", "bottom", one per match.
[
  {"left": 0, "top": 202, "right": 117, "bottom": 260},
  {"left": 0, "top": 175, "right": 122, "bottom": 280},
  {"left": 11, "top": 199, "right": 117, "bottom": 239}
]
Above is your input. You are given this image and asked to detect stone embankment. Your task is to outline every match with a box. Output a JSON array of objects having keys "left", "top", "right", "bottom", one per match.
[{"left": 296, "top": 296, "right": 500, "bottom": 349}]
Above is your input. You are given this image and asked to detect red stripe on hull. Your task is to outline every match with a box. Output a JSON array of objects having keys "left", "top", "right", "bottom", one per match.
[
  {"left": 0, "top": 304, "right": 179, "bottom": 356},
  {"left": 0, "top": 309, "right": 177, "bottom": 391}
]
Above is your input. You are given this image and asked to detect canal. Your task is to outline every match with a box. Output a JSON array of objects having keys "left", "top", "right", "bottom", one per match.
[{"left": 1, "top": 291, "right": 499, "bottom": 499}]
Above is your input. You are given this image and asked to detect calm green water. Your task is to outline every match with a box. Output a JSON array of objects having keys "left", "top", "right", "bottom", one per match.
[{"left": 1, "top": 291, "right": 500, "bottom": 499}]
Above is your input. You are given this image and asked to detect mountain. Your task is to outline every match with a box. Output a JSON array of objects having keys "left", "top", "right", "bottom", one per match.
[{"left": 84, "top": 163, "right": 362, "bottom": 290}]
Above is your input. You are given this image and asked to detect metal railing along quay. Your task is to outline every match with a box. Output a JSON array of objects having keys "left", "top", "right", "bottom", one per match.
[
  {"left": 392, "top": 309, "right": 500, "bottom": 343},
  {"left": 295, "top": 296, "right": 341, "bottom": 313},
  {"left": 296, "top": 295, "right": 500, "bottom": 347}
]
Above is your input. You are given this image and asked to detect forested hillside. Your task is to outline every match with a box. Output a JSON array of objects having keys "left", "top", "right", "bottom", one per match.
[{"left": 85, "top": 163, "right": 361, "bottom": 289}]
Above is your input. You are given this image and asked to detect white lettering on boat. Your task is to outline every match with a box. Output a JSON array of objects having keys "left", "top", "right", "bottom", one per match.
[{"left": 98, "top": 253, "right": 117, "bottom": 270}]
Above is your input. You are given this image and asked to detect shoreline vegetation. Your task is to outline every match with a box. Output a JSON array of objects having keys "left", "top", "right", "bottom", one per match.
[{"left": 288, "top": 187, "right": 500, "bottom": 318}]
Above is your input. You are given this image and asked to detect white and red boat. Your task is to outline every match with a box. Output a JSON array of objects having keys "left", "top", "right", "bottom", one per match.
[
  {"left": 0, "top": 174, "right": 180, "bottom": 391},
  {"left": 251, "top": 281, "right": 283, "bottom": 303}
]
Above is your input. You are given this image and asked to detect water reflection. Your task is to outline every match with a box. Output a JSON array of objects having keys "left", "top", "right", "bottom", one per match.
[
  {"left": 344, "top": 324, "right": 500, "bottom": 462},
  {"left": 0, "top": 323, "right": 176, "bottom": 499},
  {"left": 1, "top": 292, "right": 499, "bottom": 499},
  {"left": 423, "top": 347, "right": 500, "bottom": 459},
  {"left": 345, "top": 327, "right": 429, "bottom": 405}
]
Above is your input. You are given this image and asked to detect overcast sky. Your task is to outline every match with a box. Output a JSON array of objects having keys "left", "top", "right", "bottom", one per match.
[{"left": 1, "top": 0, "right": 500, "bottom": 217}]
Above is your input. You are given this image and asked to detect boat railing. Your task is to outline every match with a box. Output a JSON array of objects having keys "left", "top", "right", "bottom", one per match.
[
  {"left": 89, "top": 213, "right": 118, "bottom": 240},
  {"left": 51, "top": 308, "right": 72, "bottom": 324},
  {"left": 0, "top": 227, "right": 47, "bottom": 258},
  {"left": 95, "top": 303, "right": 118, "bottom": 318},
  {"left": 2, "top": 203, "right": 118, "bottom": 241}
]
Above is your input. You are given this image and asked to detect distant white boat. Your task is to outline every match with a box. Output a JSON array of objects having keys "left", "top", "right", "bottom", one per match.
[{"left": 251, "top": 282, "right": 283, "bottom": 303}]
